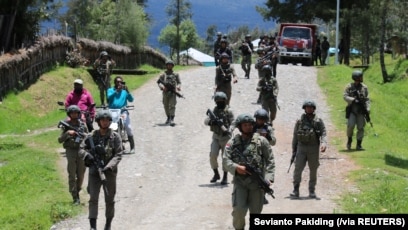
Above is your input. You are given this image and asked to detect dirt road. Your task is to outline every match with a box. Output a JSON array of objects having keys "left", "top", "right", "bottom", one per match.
[{"left": 52, "top": 63, "right": 355, "bottom": 230}]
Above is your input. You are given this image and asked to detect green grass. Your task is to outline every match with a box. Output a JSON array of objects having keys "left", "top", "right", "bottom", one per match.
[
  {"left": 318, "top": 54, "right": 408, "bottom": 213},
  {"left": 0, "top": 64, "right": 162, "bottom": 229}
]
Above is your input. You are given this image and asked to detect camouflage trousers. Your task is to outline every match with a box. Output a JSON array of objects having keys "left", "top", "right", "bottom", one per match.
[
  {"left": 66, "top": 147, "right": 86, "bottom": 197},
  {"left": 241, "top": 55, "right": 252, "bottom": 76},
  {"left": 209, "top": 134, "right": 230, "bottom": 171},
  {"left": 231, "top": 175, "right": 264, "bottom": 230},
  {"left": 293, "top": 144, "right": 320, "bottom": 192},
  {"left": 261, "top": 98, "right": 278, "bottom": 125},
  {"left": 96, "top": 73, "right": 111, "bottom": 105},
  {"left": 87, "top": 167, "right": 117, "bottom": 220},
  {"left": 162, "top": 92, "right": 177, "bottom": 116},
  {"left": 347, "top": 112, "right": 366, "bottom": 140}
]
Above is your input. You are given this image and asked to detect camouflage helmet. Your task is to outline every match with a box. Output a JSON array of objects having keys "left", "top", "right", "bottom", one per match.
[
  {"left": 214, "top": 91, "right": 228, "bottom": 102},
  {"left": 352, "top": 70, "right": 363, "bottom": 80},
  {"left": 235, "top": 113, "right": 256, "bottom": 127},
  {"left": 220, "top": 39, "right": 228, "bottom": 44},
  {"left": 254, "top": 108, "right": 269, "bottom": 120},
  {"left": 302, "top": 100, "right": 316, "bottom": 109},
  {"left": 257, "top": 48, "right": 265, "bottom": 54},
  {"left": 262, "top": 65, "right": 272, "bottom": 72},
  {"left": 165, "top": 60, "right": 175, "bottom": 66},
  {"left": 95, "top": 109, "right": 112, "bottom": 122},
  {"left": 66, "top": 105, "right": 81, "bottom": 116},
  {"left": 220, "top": 52, "right": 230, "bottom": 59}
]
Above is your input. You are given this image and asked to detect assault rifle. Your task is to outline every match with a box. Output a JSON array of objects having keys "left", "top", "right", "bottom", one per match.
[
  {"left": 157, "top": 78, "right": 185, "bottom": 99},
  {"left": 88, "top": 135, "right": 109, "bottom": 196},
  {"left": 206, "top": 109, "right": 229, "bottom": 135},
  {"left": 58, "top": 120, "right": 86, "bottom": 143},
  {"left": 287, "top": 152, "right": 296, "bottom": 173},
  {"left": 233, "top": 148, "right": 275, "bottom": 199},
  {"left": 353, "top": 92, "right": 373, "bottom": 127}
]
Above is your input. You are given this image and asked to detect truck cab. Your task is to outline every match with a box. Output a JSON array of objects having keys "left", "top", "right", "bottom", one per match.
[{"left": 277, "top": 23, "right": 317, "bottom": 66}]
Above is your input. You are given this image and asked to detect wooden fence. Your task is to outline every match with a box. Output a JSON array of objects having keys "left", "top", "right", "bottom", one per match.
[{"left": 0, "top": 35, "right": 167, "bottom": 101}]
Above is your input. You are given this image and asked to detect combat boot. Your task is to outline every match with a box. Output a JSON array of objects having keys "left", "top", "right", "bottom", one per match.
[
  {"left": 309, "top": 188, "right": 316, "bottom": 198},
  {"left": 346, "top": 137, "right": 352, "bottom": 150},
  {"left": 169, "top": 116, "right": 175, "bottom": 127},
  {"left": 90, "top": 218, "right": 97, "bottom": 230},
  {"left": 128, "top": 136, "right": 135, "bottom": 154},
  {"left": 210, "top": 169, "right": 220, "bottom": 183},
  {"left": 220, "top": 171, "right": 228, "bottom": 185},
  {"left": 356, "top": 140, "right": 364, "bottom": 150},
  {"left": 72, "top": 192, "right": 80, "bottom": 205},
  {"left": 290, "top": 184, "right": 300, "bottom": 198},
  {"left": 104, "top": 217, "right": 112, "bottom": 230},
  {"left": 165, "top": 116, "right": 170, "bottom": 124}
]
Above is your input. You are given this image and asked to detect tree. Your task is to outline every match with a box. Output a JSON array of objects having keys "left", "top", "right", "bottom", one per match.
[{"left": 165, "top": 0, "right": 192, "bottom": 64}]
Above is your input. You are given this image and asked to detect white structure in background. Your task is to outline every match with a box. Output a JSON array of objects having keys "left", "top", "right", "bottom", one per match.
[{"left": 179, "top": 47, "right": 215, "bottom": 66}]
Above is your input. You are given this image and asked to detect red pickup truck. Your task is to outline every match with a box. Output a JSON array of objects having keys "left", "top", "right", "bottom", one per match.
[{"left": 277, "top": 23, "right": 318, "bottom": 66}]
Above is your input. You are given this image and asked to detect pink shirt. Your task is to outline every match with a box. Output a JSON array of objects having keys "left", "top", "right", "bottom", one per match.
[{"left": 64, "top": 89, "right": 96, "bottom": 118}]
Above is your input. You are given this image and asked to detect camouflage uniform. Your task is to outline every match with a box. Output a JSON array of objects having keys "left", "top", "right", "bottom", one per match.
[
  {"left": 291, "top": 101, "right": 327, "bottom": 198},
  {"left": 223, "top": 114, "right": 275, "bottom": 230},
  {"left": 239, "top": 35, "right": 254, "bottom": 78},
  {"left": 93, "top": 51, "right": 115, "bottom": 105},
  {"left": 256, "top": 68, "right": 279, "bottom": 125},
  {"left": 213, "top": 32, "right": 222, "bottom": 66},
  {"left": 204, "top": 94, "right": 234, "bottom": 184},
  {"left": 58, "top": 118, "right": 88, "bottom": 204},
  {"left": 158, "top": 63, "right": 181, "bottom": 126},
  {"left": 215, "top": 60, "right": 237, "bottom": 106},
  {"left": 343, "top": 70, "right": 370, "bottom": 150},
  {"left": 79, "top": 127, "right": 123, "bottom": 229}
]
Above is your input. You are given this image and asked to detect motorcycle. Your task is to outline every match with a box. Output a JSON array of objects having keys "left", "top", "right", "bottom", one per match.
[{"left": 58, "top": 101, "right": 96, "bottom": 132}]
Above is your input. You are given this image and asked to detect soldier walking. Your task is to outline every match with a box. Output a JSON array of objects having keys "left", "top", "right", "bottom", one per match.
[
  {"left": 79, "top": 109, "right": 123, "bottom": 230},
  {"left": 238, "top": 34, "right": 254, "bottom": 78},
  {"left": 256, "top": 65, "right": 279, "bottom": 126},
  {"left": 93, "top": 51, "right": 116, "bottom": 106},
  {"left": 58, "top": 105, "right": 88, "bottom": 205},
  {"left": 213, "top": 32, "right": 223, "bottom": 66},
  {"left": 215, "top": 53, "right": 238, "bottom": 106},
  {"left": 343, "top": 70, "right": 370, "bottom": 150},
  {"left": 290, "top": 100, "right": 327, "bottom": 199},
  {"left": 223, "top": 113, "right": 275, "bottom": 230},
  {"left": 204, "top": 92, "right": 234, "bottom": 185},
  {"left": 157, "top": 60, "right": 182, "bottom": 126}
]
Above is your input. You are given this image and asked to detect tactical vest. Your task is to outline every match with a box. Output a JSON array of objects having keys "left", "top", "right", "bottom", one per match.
[
  {"left": 91, "top": 129, "right": 116, "bottom": 166},
  {"left": 62, "top": 120, "right": 87, "bottom": 149},
  {"left": 218, "top": 65, "right": 233, "bottom": 82},
  {"left": 163, "top": 72, "right": 178, "bottom": 88},
  {"left": 296, "top": 114, "right": 323, "bottom": 144},
  {"left": 210, "top": 106, "right": 231, "bottom": 135},
  {"left": 230, "top": 133, "right": 264, "bottom": 170},
  {"left": 260, "top": 77, "right": 277, "bottom": 100}
]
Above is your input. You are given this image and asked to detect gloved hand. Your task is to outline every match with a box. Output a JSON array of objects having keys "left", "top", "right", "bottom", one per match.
[{"left": 84, "top": 154, "right": 94, "bottom": 167}]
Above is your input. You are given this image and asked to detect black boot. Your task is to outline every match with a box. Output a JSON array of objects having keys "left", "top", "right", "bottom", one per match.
[
  {"left": 290, "top": 184, "right": 300, "bottom": 198},
  {"left": 165, "top": 116, "right": 170, "bottom": 124},
  {"left": 356, "top": 140, "right": 364, "bottom": 150},
  {"left": 169, "top": 115, "right": 175, "bottom": 126},
  {"left": 210, "top": 169, "right": 220, "bottom": 183},
  {"left": 90, "top": 218, "right": 97, "bottom": 230},
  {"left": 220, "top": 171, "right": 228, "bottom": 185},
  {"left": 347, "top": 137, "right": 352, "bottom": 150},
  {"left": 309, "top": 188, "right": 316, "bottom": 198},
  {"left": 104, "top": 218, "right": 112, "bottom": 230},
  {"left": 72, "top": 192, "right": 80, "bottom": 205},
  {"left": 128, "top": 136, "right": 135, "bottom": 154}
]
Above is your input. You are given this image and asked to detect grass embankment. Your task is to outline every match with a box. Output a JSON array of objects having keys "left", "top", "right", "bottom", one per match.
[
  {"left": 318, "top": 55, "right": 408, "bottom": 213},
  {"left": 0, "top": 64, "right": 171, "bottom": 229}
]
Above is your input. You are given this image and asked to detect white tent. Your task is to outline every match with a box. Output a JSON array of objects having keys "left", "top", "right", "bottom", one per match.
[{"left": 179, "top": 47, "right": 215, "bottom": 67}]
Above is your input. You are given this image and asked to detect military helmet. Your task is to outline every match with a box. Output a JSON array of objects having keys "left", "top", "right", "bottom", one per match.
[
  {"left": 100, "top": 51, "right": 108, "bottom": 57},
  {"left": 220, "top": 52, "right": 230, "bottom": 59},
  {"left": 257, "top": 48, "right": 265, "bottom": 54},
  {"left": 66, "top": 105, "right": 81, "bottom": 116},
  {"left": 165, "top": 60, "right": 175, "bottom": 66},
  {"left": 220, "top": 39, "right": 227, "bottom": 44},
  {"left": 245, "top": 34, "right": 251, "bottom": 38},
  {"left": 302, "top": 100, "right": 316, "bottom": 109},
  {"left": 254, "top": 108, "right": 269, "bottom": 120},
  {"left": 262, "top": 65, "right": 272, "bottom": 71},
  {"left": 235, "top": 113, "right": 255, "bottom": 126},
  {"left": 95, "top": 109, "right": 112, "bottom": 122},
  {"left": 217, "top": 32, "right": 222, "bottom": 36},
  {"left": 214, "top": 91, "right": 228, "bottom": 102},
  {"left": 352, "top": 70, "right": 363, "bottom": 80}
]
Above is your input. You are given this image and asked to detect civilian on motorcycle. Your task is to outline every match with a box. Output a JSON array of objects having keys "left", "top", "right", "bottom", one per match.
[
  {"left": 107, "top": 76, "right": 135, "bottom": 154},
  {"left": 65, "top": 79, "right": 96, "bottom": 132}
]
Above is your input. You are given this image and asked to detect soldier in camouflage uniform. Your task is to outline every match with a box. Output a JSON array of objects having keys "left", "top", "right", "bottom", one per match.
[
  {"left": 290, "top": 100, "right": 327, "bottom": 199},
  {"left": 204, "top": 92, "right": 234, "bottom": 185},
  {"left": 238, "top": 34, "right": 254, "bottom": 78},
  {"left": 215, "top": 53, "right": 238, "bottom": 106},
  {"left": 343, "top": 70, "right": 370, "bottom": 150},
  {"left": 157, "top": 60, "right": 182, "bottom": 126},
  {"left": 256, "top": 65, "right": 279, "bottom": 125},
  {"left": 93, "top": 51, "right": 116, "bottom": 106},
  {"left": 213, "top": 32, "right": 223, "bottom": 66},
  {"left": 79, "top": 109, "right": 123, "bottom": 230},
  {"left": 58, "top": 105, "right": 88, "bottom": 205},
  {"left": 223, "top": 113, "right": 275, "bottom": 230}
]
